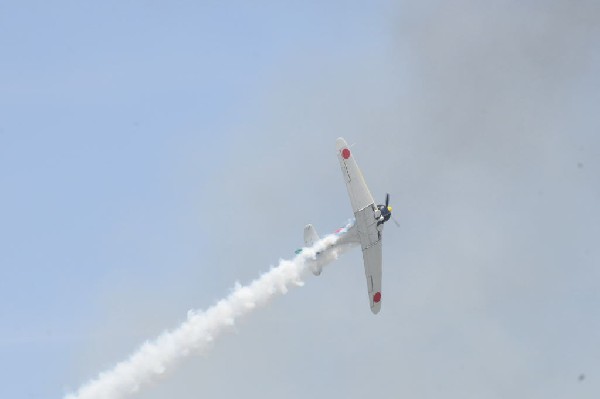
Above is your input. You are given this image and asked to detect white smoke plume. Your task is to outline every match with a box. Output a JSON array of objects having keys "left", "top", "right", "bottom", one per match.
[{"left": 65, "top": 232, "right": 348, "bottom": 399}]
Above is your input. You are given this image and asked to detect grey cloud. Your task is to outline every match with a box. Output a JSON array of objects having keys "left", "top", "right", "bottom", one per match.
[{"left": 83, "top": 2, "right": 600, "bottom": 398}]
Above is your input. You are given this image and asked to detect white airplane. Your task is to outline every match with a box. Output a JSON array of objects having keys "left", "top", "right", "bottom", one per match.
[{"left": 296, "top": 137, "right": 393, "bottom": 314}]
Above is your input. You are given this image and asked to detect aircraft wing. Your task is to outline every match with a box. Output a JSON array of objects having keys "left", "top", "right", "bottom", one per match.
[
  {"left": 336, "top": 137, "right": 383, "bottom": 314},
  {"left": 336, "top": 137, "right": 375, "bottom": 213},
  {"left": 362, "top": 241, "right": 382, "bottom": 314}
]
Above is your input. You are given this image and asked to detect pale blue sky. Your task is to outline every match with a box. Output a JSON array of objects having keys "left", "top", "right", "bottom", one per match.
[
  {"left": 0, "top": 2, "right": 390, "bottom": 397},
  {"left": 1, "top": 1, "right": 599, "bottom": 398}
]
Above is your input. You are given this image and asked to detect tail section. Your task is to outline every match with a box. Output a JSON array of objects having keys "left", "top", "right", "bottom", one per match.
[
  {"left": 304, "top": 224, "right": 320, "bottom": 247},
  {"left": 303, "top": 224, "right": 322, "bottom": 276}
]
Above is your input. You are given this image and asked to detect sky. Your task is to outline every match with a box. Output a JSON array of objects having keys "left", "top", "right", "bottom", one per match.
[{"left": 1, "top": 1, "right": 599, "bottom": 398}]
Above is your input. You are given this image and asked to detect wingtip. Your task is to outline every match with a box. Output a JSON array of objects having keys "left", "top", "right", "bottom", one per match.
[
  {"left": 336, "top": 137, "right": 348, "bottom": 150},
  {"left": 371, "top": 304, "right": 381, "bottom": 315}
]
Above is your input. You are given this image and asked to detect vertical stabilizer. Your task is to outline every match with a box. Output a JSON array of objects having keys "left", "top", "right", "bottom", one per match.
[{"left": 304, "top": 224, "right": 320, "bottom": 247}]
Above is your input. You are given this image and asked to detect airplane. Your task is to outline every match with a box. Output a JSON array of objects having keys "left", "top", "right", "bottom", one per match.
[{"left": 295, "top": 137, "right": 394, "bottom": 314}]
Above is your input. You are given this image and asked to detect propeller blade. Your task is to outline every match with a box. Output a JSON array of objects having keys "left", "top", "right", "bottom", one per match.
[
  {"left": 385, "top": 193, "right": 390, "bottom": 207},
  {"left": 391, "top": 216, "right": 400, "bottom": 227}
]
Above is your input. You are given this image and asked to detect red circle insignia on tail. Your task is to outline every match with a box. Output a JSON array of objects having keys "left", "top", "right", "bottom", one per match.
[{"left": 341, "top": 148, "right": 351, "bottom": 159}]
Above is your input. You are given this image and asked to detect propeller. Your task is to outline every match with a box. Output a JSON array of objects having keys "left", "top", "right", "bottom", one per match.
[{"left": 383, "top": 193, "right": 400, "bottom": 227}]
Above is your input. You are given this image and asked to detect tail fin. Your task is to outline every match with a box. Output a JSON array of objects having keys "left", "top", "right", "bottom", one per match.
[
  {"left": 304, "top": 224, "right": 320, "bottom": 247},
  {"left": 304, "top": 224, "right": 322, "bottom": 276}
]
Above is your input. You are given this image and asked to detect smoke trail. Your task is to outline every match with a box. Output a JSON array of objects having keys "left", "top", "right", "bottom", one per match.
[{"left": 65, "top": 232, "right": 348, "bottom": 399}]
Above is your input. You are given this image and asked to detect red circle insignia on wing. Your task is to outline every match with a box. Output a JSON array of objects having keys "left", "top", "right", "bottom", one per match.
[{"left": 373, "top": 292, "right": 381, "bottom": 303}]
